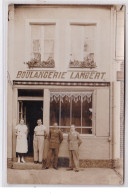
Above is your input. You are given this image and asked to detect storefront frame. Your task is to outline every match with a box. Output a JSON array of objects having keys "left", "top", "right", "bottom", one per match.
[{"left": 11, "top": 81, "right": 112, "bottom": 163}]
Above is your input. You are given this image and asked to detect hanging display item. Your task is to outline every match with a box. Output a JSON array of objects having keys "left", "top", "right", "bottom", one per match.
[{"left": 50, "top": 92, "right": 92, "bottom": 103}]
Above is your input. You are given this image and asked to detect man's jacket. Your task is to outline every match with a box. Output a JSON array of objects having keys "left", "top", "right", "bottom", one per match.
[
  {"left": 48, "top": 128, "right": 63, "bottom": 148},
  {"left": 68, "top": 131, "right": 82, "bottom": 150}
]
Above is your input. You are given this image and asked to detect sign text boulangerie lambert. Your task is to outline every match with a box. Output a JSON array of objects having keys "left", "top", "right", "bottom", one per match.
[{"left": 16, "top": 71, "right": 106, "bottom": 80}]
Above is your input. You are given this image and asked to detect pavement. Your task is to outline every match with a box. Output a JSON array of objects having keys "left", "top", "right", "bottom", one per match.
[{"left": 7, "top": 167, "right": 123, "bottom": 186}]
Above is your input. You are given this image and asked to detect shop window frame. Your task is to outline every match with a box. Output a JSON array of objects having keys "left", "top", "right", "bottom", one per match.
[{"left": 49, "top": 89, "right": 96, "bottom": 136}]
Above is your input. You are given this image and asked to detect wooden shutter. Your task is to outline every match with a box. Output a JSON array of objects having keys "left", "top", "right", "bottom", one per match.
[{"left": 96, "top": 88, "right": 109, "bottom": 136}]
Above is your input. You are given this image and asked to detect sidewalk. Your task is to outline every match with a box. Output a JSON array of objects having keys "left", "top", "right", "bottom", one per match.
[{"left": 7, "top": 167, "right": 123, "bottom": 185}]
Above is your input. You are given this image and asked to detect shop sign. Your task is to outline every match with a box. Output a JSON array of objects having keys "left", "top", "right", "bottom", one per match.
[{"left": 16, "top": 70, "right": 106, "bottom": 80}]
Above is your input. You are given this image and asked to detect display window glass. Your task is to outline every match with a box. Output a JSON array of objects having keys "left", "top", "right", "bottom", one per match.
[{"left": 50, "top": 92, "right": 93, "bottom": 134}]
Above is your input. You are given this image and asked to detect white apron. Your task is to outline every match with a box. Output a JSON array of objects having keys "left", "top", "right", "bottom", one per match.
[{"left": 15, "top": 124, "right": 28, "bottom": 153}]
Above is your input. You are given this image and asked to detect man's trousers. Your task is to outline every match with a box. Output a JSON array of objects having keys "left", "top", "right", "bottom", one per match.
[
  {"left": 33, "top": 136, "right": 44, "bottom": 162},
  {"left": 69, "top": 149, "right": 79, "bottom": 170},
  {"left": 46, "top": 147, "right": 59, "bottom": 168}
]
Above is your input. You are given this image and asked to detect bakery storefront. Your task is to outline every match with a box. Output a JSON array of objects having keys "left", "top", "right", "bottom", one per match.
[{"left": 7, "top": 4, "right": 123, "bottom": 168}]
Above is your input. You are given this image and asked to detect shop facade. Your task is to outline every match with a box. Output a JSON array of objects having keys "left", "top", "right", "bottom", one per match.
[{"left": 7, "top": 4, "right": 124, "bottom": 168}]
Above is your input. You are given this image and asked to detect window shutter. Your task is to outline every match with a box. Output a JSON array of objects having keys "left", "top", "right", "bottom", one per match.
[{"left": 96, "top": 88, "right": 109, "bottom": 136}]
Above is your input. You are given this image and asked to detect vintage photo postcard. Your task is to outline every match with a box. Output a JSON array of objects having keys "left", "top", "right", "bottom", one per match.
[{"left": 6, "top": 1, "right": 124, "bottom": 185}]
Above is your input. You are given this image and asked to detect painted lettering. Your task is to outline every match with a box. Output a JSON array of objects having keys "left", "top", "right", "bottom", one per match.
[
  {"left": 21, "top": 71, "right": 26, "bottom": 78},
  {"left": 84, "top": 72, "right": 89, "bottom": 79},
  {"left": 79, "top": 72, "right": 85, "bottom": 79},
  {"left": 15, "top": 70, "right": 106, "bottom": 80},
  {"left": 101, "top": 72, "right": 106, "bottom": 79},
  {"left": 30, "top": 71, "right": 34, "bottom": 78},
  {"left": 25, "top": 71, "right": 31, "bottom": 78},
  {"left": 43, "top": 72, "right": 49, "bottom": 78},
  {"left": 48, "top": 72, "right": 53, "bottom": 79},
  {"left": 94, "top": 72, "right": 100, "bottom": 79},
  {"left": 70, "top": 72, "right": 74, "bottom": 79},
  {"left": 53, "top": 72, "right": 58, "bottom": 79},
  {"left": 58, "top": 72, "right": 62, "bottom": 79},
  {"left": 61, "top": 72, "right": 67, "bottom": 79},
  {"left": 33, "top": 72, "right": 39, "bottom": 78},
  {"left": 75, "top": 72, "right": 79, "bottom": 79},
  {"left": 89, "top": 72, "right": 95, "bottom": 79},
  {"left": 16, "top": 71, "right": 22, "bottom": 78},
  {"left": 38, "top": 71, "right": 44, "bottom": 78}
]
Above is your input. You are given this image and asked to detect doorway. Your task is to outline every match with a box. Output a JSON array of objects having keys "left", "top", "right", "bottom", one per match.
[{"left": 18, "top": 101, "right": 43, "bottom": 156}]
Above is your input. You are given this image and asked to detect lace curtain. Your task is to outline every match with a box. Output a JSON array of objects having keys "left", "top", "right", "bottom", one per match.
[
  {"left": 31, "top": 24, "right": 55, "bottom": 61},
  {"left": 70, "top": 25, "right": 95, "bottom": 61},
  {"left": 50, "top": 92, "right": 92, "bottom": 103}
]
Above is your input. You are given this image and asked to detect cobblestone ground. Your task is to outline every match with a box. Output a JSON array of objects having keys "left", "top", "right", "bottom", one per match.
[{"left": 7, "top": 168, "right": 123, "bottom": 185}]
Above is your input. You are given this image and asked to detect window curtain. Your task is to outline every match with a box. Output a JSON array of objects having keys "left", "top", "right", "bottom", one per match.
[{"left": 50, "top": 92, "right": 92, "bottom": 103}]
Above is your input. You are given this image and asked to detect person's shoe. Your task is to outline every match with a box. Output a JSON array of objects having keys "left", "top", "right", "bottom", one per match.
[
  {"left": 66, "top": 168, "right": 73, "bottom": 171},
  {"left": 34, "top": 161, "right": 38, "bottom": 164},
  {"left": 53, "top": 166, "right": 58, "bottom": 170},
  {"left": 42, "top": 166, "right": 49, "bottom": 169},
  {"left": 74, "top": 169, "right": 79, "bottom": 172},
  {"left": 21, "top": 157, "right": 26, "bottom": 163},
  {"left": 42, "top": 160, "right": 46, "bottom": 167}
]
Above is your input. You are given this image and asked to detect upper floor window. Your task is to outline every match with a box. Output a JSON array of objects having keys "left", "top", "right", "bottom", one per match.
[
  {"left": 28, "top": 24, "right": 55, "bottom": 68},
  {"left": 69, "top": 24, "right": 96, "bottom": 69}
]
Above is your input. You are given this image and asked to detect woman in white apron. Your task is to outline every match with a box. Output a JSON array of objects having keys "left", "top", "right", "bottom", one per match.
[{"left": 15, "top": 119, "right": 28, "bottom": 163}]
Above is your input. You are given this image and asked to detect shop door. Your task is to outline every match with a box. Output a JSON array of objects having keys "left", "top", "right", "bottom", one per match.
[{"left": 18, "top": 100, "right": 43, "bottom": 156}]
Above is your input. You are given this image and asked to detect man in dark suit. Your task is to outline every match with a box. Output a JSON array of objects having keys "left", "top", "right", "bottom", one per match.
[
  {"left": 67, "top": 124, "right": 82, "bottom": 172},
  {"left": 44, "top": 122, "right": 63, "bottom": 170}
]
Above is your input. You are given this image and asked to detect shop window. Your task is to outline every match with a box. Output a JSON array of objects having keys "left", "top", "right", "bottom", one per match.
[
  {"left": 50, "top": 99, "right": 59, "bottom": 125},
  {"left": 61, "top": 96, "right": 70, "bottom": 126},
  {"left": 69, "top": 24, "right": 96, "bottom": 69},
  {"left": 72, "top": 99, "right": 81, "bottom": 126},
  {"left": 50, "top": 92, "right": 93, "bottom": 134},
  {"left": 29, "top": 24, "right": 55, "bottom": 68}
]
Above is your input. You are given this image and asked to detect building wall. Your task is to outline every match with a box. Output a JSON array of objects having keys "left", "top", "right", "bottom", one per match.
[
  {"left": 7, "top": 83, "right": 13, "bottom": 159},
  {"left": 12, "top": 5, "right": 112, "bottom": 82},
  {"left": 7, "top": 5, "right": 124, "bottom": 166},
  {"left": 59, "top": 136, "right": 110, "bottom": 160},
  {"left": 116, "top": 7, "right": 124, "bottom": 159},
  {"left": 120, "top": 73, "right": 124, "bottom": 158}
]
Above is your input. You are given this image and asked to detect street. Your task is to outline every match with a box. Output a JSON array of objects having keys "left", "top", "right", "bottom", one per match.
[{"left": 7, "top": 167, "right": 123, "bottom": 185}]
